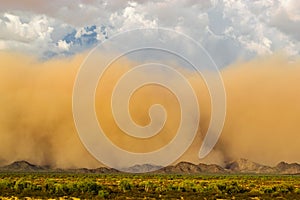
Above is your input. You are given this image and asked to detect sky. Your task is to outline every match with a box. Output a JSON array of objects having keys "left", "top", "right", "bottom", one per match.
[
  {"left": 0, "top": 0, "right": 299, "bottom": 66},
  {"left": 0, "top": 1, "right": 300, "bottom": 168}
]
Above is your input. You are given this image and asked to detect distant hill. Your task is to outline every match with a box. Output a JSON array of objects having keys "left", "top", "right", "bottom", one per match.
[
  {"left": 0, "top": 161, "right": 45, "bottom": 172},
  {"left": 0, "top": 161, "right": 118, "bottom": 173},
  {"left": 65, "top": 167, "right": 119, "bottom": 174},
  {"left": 1, "top": 159, "right": 300, "bottom": 174},
  {"left": 275, "top": 161, "right": 300, "bottom": 174},
  {"left": 225, "top": 158, "right": 275, "bottom": 174},
  {"left": 122, "top": 164, "right": 163, "bottom": 173},
  {"left": 157, "top": 162, "right": 226, "bottom": 174}
]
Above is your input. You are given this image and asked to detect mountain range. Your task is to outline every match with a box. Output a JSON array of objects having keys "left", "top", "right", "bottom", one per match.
[{"left": 1, "top": 158, "right": 300, "bottom": 174}]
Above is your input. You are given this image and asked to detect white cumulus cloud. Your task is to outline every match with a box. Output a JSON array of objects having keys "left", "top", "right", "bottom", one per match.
[
  {"left": 57, "top": 39, "right": 70, "bottom": 51},
  {"left": 0, "top": 0, "right": 299, "bottom": 63}
]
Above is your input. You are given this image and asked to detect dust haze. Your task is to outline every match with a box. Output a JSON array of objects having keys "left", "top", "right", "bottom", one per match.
[{"left": 0, "top": 51, "right": 299, "bottom": 168}]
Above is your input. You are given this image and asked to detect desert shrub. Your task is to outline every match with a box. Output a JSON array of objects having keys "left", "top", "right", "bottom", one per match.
[
  {"left": 98, "top": 189, "right": 109, "bottom": 198},
  {"left": 177, "top": 180, "right": 196, "bottom": 192},
  {"left": 202, "top": 183, "right": 219, "bottom": 194},
  {"left": 54, "top": 183, "right": 65, "bottom": 195},
  {"left": 0, "top": 173, "right": 299, "bottom": 199},
  {"left": 139, "top": 181, "right": 155, "bottom": 192},
  {"left": 279, "top": 184, "right": 294, "bottom": 193},
  {"left": 0, "top": 179, "right": 9, "bottom": 190},
  {"left": 76, "top": 179, "right": 103, "bottom": 195},
  {"left": 216, "top": 181, "right": 249, "bottom": 195},
  {"left": 118, "top": 179, "right": 132, "bottom": 192},
  {"left": 261, "top": 186, "right": 277, "bottom": 194}
]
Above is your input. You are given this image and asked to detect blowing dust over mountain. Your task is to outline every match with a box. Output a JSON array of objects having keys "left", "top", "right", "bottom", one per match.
[{"left": 0, "top": 51, "right": 299, "bottom": 168}]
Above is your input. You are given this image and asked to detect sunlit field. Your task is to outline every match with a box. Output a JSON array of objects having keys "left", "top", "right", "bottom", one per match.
[{"left": 0, "top": 173, "right": 299, "bottom": 199}]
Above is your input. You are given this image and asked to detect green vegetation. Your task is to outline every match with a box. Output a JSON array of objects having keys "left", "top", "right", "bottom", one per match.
[{"left": 0, "top": 173, "right": 299, "bottom": 199}]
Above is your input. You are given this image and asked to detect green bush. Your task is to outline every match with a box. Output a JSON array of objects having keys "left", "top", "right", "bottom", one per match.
[{"left": 118, "top": 179, "right": 132, "bottom": 192}]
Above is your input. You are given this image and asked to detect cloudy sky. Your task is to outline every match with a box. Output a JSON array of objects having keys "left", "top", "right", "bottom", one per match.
[
  {"left": 1, "top": 1, "right": 300, "bottom": 168},
  {"left": 0, "top": 0, "right": 299, "bottom": 66}
]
